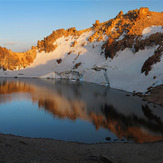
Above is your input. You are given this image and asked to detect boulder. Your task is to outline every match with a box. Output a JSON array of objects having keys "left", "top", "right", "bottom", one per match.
[{"left": 139, "top": 7, "right": 149, "bottom": 15}]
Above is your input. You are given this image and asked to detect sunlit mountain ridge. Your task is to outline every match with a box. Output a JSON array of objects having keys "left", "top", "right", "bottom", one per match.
[{"left": 0, "top": 7, "right": 163, "bottom": 93}]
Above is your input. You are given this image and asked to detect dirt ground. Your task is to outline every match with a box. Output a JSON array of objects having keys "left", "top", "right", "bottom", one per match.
[{"left": 0, "top": 133, "right": 163, "bottom": 163}]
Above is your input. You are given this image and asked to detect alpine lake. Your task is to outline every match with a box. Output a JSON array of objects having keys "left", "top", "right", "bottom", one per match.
[{"left": 0, "top": 78, "right": 163, "bottom": 143}]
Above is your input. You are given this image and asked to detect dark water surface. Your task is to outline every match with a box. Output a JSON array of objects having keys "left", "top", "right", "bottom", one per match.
[{"left": 0, "top": 78, "right": 163, "bottom": 143}]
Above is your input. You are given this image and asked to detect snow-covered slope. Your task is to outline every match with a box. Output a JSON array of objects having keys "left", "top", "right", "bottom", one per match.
[
  {"left": 0, "top": 8, "right": 163, "bottom": 93},
  {"left": 141, "top": 26, "right": 163, "bottom": 40},
  {"left": 0, "top": 29, "right": 162, "bottom": 93}
]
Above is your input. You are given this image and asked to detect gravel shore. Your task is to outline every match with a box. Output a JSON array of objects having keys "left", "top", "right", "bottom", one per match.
[{"left": 0, "top": 133, "right": 163, "bottom": 163}]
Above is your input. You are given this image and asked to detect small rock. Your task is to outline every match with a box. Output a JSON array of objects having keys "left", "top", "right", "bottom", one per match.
[
  {"left": 56, "top": 59, "right": 62, "bottom": 64},
  {"left": 153, "top": 76, "right": 157, "bottom": 79},
  {"left": 19, "top": 140, "right": 27, "bottom": 145},
  {"left": 105, "top": 137, "right": 111, "bottom": 141},
  {"left": 100, "top": 155, "right": 112, "bottom": 163}
]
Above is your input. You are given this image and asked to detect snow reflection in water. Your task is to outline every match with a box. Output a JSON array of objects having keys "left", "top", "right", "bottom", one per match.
[{"left": 0, "top": 78, "right": 163, "bottom": 143}]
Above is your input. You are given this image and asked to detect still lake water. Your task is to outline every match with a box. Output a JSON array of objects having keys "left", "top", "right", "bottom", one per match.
[{"left": 0, "top": 78, "right": 163, "bottom": 143}]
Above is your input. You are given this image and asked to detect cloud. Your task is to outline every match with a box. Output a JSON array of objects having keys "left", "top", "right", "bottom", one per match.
[
  {"left": 2, "top": 41, "right": 36, "bottom": 52},
  {"left": 3, "top": 41, "right": 17, "bottom": 46},
  {"left": 0, "top": 38, "right": 36, "bottom": 52}
]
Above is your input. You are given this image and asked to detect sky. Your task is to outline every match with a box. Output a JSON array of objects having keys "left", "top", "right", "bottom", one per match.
[{"left": 0, "top": 0, "right": 163, "bottom": 52}]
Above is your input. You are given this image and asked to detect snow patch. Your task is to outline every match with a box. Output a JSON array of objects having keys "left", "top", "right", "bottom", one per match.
[
  {"left": 141, "top": 26, "right": 163, "bottom": 40},
  {"left": 116, "top": 32, "right": 126, "bottom": 41}
]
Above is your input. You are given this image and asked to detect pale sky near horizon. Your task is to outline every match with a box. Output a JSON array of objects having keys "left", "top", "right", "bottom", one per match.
[{"left": 0, "top": 0, "right": 162, "bottom": 52}]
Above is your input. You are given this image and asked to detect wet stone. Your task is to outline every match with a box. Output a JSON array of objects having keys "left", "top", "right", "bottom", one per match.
[{"left": 105, "top": 137, "right": 111, "bottom": 141}]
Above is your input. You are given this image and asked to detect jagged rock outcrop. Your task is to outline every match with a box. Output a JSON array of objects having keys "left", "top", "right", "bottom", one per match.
[
  {"left": 141, "top": 42, "right": 163, "bottom": 75},
  {"left": 103, "top": 8, "right": 163, "bottom": 59},
  {"left": 0, "top": 46, "right": 37, "bottom": 71},
  {"left": 37, "top": 27, "right": 90, "bottom": 53}
]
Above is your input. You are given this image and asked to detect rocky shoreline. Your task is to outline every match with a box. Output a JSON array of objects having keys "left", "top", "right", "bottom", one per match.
[{"left": 144, "top": 84, "right": 163, "bottom": 107}]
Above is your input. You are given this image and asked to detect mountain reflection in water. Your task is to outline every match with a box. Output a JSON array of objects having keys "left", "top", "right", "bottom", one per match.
[{"left": 0, "top": 78, "right": 163, "bottom": 143}]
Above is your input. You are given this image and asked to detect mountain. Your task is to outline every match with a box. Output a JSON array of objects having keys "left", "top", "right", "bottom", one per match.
[{"left": 0, "top": 7, "right": 163, "bottom": 93}]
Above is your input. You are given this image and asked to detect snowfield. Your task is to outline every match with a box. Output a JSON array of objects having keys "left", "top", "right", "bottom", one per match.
[
  {"left": 0, "top": 26, "right": 163, "bottom": 93},
  {"left": 141, "top": 26, "right": 163, "bottom": 40}
]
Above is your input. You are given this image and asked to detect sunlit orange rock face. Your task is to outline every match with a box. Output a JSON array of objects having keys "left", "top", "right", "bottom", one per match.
[
  {"left": 0, "top": 8, "right": 162, "bottom": 73},
  {"left": 1, "top": 80, "right": 163, "bottom": 143},
  {"left": 27, "top": 8, "right": 163, "bottom": 54},
  {"left": 0, "top": 28, "right": 90, "bottom": 70},
  {"left": 100, "top": 8, "right": 163, "bottom": 75},
  {"left": 102, "top": 8, "right": 163, "bottom": 57},
  {"left": 36, "top": 7, "right": 163, "bottom": 73},
  {"left": 37, "top": 27, "right": 90, "bottom": 53},
  {"left": 0, "top": 46, "right": 37, "bottom": 71}
]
